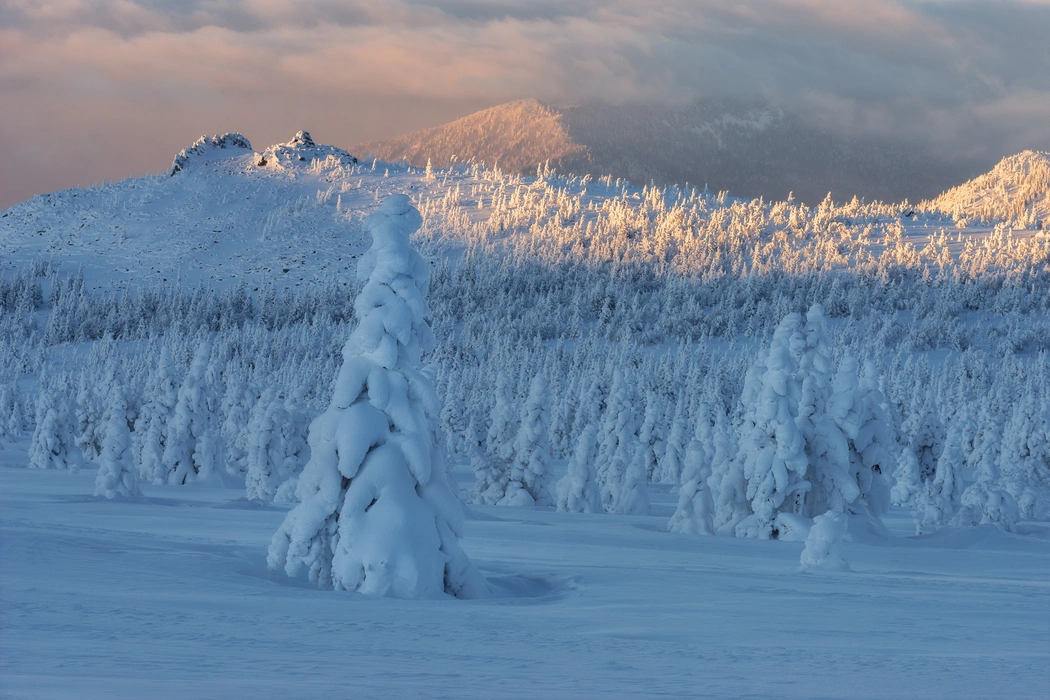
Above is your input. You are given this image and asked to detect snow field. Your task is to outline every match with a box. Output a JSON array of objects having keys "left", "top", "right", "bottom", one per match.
[{"left": 1, "top": 459, "right": 1048, "bottom": 698}]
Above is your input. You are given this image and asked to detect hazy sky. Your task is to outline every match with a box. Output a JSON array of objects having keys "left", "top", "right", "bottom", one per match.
[{"left": 2, "top": 0, "right": 1048, "bottom": 208}]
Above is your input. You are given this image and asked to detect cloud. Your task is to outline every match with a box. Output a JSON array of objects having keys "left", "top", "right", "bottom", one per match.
[{"left": 2, "top": 0, "right": 1049, "bottom": 206}]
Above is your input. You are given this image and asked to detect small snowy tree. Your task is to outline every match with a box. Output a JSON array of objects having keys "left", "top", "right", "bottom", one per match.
[
  {"left": 135, "top": 347, "right": 179, "bottom": 483},
  {"left": 658, "top": 393, "right": 689, "bottom": 485},
  {"left": 267, "top": 195, "right": 487, "bottom": 599},
  {"left": 471, "top": 371, "right": 516, "bottom": 504},
  {"left": 596, "top": 371, "right": 650, "bottom": 515},
  {"left": 800, "top": 510, "right": 850, "bottom": 573},
  {"left": 914, "top": 417, "right": 967, "bottom": 533},
  {"left": 161, "top": 341, "right": 223, "bottom": 484},
  {"left": 997, "top": 387, "right": 1050, "bottom": 520},
  {"left": 94, "top": 383, "right": 142, "bottom": 500},
  {"left": 556, "top": 422, "right": 602, "bottom": 513},
  {"left": 894, "top": 389, "right": 945, "bottom": 506},
  {"left": 668, "top": 401, "right": 719, "bottom": 536},
  {"left": 28, "top": 378, "right": 81, "bottom": 471},
  {"left": 245, "top": 388, "right": 302, "bottom": 502},
  {"left": 637, "top": 391, "right": 666, "bottom": 483},
  {"left": 500, "top": 373, "right": 552, "bottom": 507}
]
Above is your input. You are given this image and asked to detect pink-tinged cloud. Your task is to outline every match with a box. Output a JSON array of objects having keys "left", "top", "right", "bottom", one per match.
[{"left": 1, "top": 0, "right": 1048, "bottom": 207}]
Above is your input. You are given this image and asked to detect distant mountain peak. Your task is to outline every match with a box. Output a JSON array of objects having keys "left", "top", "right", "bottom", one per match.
[{"left": 353, "top": 98, "right": 585, "bottom": 174}]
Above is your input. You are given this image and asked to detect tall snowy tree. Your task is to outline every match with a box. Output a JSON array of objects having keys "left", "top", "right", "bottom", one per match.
[
  {"left": 268, "top": 195, "right": 487, "bottom": 599},
  {"left": 734, "top": 313, "right": 809, "bottom": 538}
]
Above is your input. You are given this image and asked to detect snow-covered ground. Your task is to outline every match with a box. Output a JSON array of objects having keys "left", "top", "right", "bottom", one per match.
[{"left": 3, "top": 448, "right": 1048, "bottom": 699}]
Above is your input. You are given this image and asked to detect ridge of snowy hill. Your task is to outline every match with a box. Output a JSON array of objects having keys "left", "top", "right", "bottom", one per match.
[
  {"left": 2, "top": 130, "right": 1046, "bottom": 295},
  {"left": 353, "top": 98, "right": 987, "bottom": 204},
  {"left": 922, "top": 150, "right": 1050, "bottom": 228},
  {"left": 0, "top": 131, "right": 405, "bottom": 291}
]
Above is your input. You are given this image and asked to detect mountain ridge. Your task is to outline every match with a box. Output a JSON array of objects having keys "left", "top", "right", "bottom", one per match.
[{"left": 353, "top": 98, "right": 991, "bottom": 205}]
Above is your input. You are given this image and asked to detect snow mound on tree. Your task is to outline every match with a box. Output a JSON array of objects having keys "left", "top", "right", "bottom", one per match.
[
  {"left": 170, "top": 133, "right": 253, "bottom": 175},
  {"left": 251, "top": 130, "right": 359, "bottom": 171}
]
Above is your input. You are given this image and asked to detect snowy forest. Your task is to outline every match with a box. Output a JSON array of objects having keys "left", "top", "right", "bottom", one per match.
[{"left": 1, "top": 133, "right": 1048, "bottom": 695}]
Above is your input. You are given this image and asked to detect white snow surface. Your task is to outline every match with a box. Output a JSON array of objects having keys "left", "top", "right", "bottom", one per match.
[{"left": 1, "top": 458, "right": 1048, "bottom": 698}]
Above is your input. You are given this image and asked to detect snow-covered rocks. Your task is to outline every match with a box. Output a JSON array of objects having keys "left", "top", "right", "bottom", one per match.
[
  {"left": 171, "top": 133, "right": 253, "bottom": 175},
  {"left": 251, "top": 130, "right": 358, "bottom": 171}
]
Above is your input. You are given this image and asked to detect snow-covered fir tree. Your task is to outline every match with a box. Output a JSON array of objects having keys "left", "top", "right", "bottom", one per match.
[
  {"left": 28, "top": 376, "right": 81, "bottom": 471},
  {"left": 500, "top": 373, "right": 552, "bottom": 507},
  {"left": 734, "top": 313, "right": 809, "bottom": 538},
  {"left": 94, "top": 382, "right": 142, "bottom": 500},
  {"left": 595, "top": 371, "right": 649, "bottom": 515},
  {"left": 471, "top": 370, "right": 516, "bottom": 504},
  {"left": 668, "top": 400, "right": 719, "bottom": 535},
  {"left": 134, "top": 346, "right": 179, "bottom": 483},
  {"left": 161, "top": 341, "right": 220, "bottom": 484},
  {"left": 267, "top": 195, "right": 487, "bottom": 598},
  {"left": 245, "top": 387, "right": 298, "bottom": 502},
  {"left": 637, "top": 391, "right": 666, "bottom": 483},
  {"left": 556, "top": 422, "right": 602, "bottom": 513}
]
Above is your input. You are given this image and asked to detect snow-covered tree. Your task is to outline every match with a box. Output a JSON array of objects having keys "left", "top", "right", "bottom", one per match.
[
  {"left": 161, "top": 341, "right": 222, "bottom": 484},
  {"left": 471, "top": 370, "right": 516, "bottom": 504},
  {"left": 998, "top": 386, "right": 1050, "bottom": 520},
  {"left": 245, "top": 388, "right": 301, "bottom": 502},
  {"left": 220, "top": 370, "right": 257, "bottom": 476},
  {"left": 800, "top": 510, "right": 850, "bottom": 573},
  {"left": 556, "top": 422, "right": 601, "bottom": 513},
  {"left": 827, "top": 356, "right": 896, "bottom": 518},
  {"left": 796, "top": 305, "right": 859, "bottom": 518},
  {"left": 74, "top": 372, "right": 103, "bottom": 463},
  {"left": 267, "top": 195, "right": 487, "bottom": 599},
  {"left": 501, "top": 373, "right": 552, "bottom": 507},
  {"left": 894, "top": 389, "right": 945, "bottom": 506},
  {"left": 735, "top": 313, "right": 809, "bottom": 538},
  {"left": 637, "top": 391, "right": 666, "bottom": 483},
  {"left": 134, "top": 347, "right": 179, "bottom": 483},
  {"left": 668, "top": 401, "right": 718, "bottom": 535},
  {"left": 28, "top": 377, "right": 81, "bottom": 471},
  {"left": 914, "top": 416, "right": 967, "bottom": 533},
  {"left": 596, "top": 371, "right": 649, "bottom": 515},
  {"left": 658, "top": 393, "right": 689, "bottom": 485},
  {"left": 94, "top": 383, "right": 143, "bottom": 500}
]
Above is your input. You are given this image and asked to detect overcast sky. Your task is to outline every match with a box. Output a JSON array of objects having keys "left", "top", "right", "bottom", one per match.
[{"left": 2, "top": 0, "right": 1048, "bottom": 208}]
